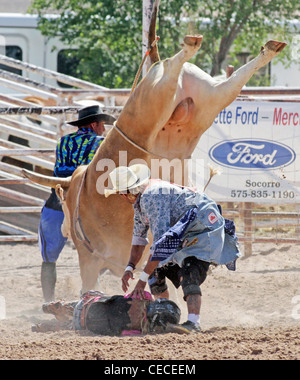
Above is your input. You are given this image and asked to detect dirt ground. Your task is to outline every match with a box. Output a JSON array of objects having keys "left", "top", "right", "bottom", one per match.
[{"left": 0, "top": 240, "right": 299, "bottom": 360}]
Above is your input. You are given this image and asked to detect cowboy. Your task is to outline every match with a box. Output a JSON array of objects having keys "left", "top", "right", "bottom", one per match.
[
  {"left": 40, "top": 105, "right": 116, "bottom": 302},
  {"left": 105, "top": 164, "right": 240, "bottom": 332},
  {"left": 35, "top": 291, "right": 182, "bottom": 336}
]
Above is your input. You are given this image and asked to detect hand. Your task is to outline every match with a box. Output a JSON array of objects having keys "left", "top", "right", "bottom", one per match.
[
  {"left": 130, "top": 280, "right": 147, "bottom": 299},
  {"left": 122, "top": 270, "right": 134, "bottom": 293}
]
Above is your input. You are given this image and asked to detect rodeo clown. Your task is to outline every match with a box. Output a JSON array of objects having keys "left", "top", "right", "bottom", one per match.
[
  {"left": 104, "top": 164, "right": 241, "bottom": 333},
  {"left": 34, "top": 290, "right": 183, "bottom": 336},
  {"left": 39, "top": 105, "right": 116, "bottom": 302}
]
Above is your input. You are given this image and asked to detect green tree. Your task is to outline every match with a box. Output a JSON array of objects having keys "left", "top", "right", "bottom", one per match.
[
  {"left": 30, "top": 0, "right": 145, "bottom": 88},
  {"left": 30, "top": 0, "right": 299, "bottom": 88},
  {"left": 189, "top": 0, "right": 299, "bottom": 84}
]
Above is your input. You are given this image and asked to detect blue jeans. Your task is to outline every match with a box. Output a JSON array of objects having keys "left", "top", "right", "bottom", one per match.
[{"left": 38, "top": 205, "right": 67, "bottom": 262}]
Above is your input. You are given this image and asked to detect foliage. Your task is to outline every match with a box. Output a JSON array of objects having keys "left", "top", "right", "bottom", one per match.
[
  {"left": 29, "top": 0, "right": 144, "bottom": 88},
  {"left": 29, "top": 0, "right": 300, "bottom": 88},
  {"left": 188, "top": 0, "right": 299, "bottom": 84}
]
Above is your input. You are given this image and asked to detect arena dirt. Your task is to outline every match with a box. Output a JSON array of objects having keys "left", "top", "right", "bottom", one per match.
[{"left": 0, "top": 241, "right": 299, "bottom": 360}]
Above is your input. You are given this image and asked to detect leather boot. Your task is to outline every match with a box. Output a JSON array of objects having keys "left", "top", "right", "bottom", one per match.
[{"left": 41, "top": 262, "right": 57, "bottom": 302}]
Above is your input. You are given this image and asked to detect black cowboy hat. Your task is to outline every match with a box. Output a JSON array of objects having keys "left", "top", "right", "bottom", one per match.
[{"left": 68, "top": 105, "right": 116, "bottom": 128}]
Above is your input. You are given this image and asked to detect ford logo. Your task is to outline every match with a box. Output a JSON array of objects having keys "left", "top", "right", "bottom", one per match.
[{"left": 208, "top": 139, "right": 296, "bottom": 170}]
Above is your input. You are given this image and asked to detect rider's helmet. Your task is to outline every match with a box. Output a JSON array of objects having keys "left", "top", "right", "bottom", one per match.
[{"left": 146, "top": 298, "right": 181, "bottom": 331}]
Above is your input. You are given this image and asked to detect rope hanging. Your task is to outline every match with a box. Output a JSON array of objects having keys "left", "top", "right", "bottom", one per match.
[{"left": 130, "top": 36, "right": 160, "bottom": 95}]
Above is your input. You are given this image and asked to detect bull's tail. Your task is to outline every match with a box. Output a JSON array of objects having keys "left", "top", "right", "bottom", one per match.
[
  {"left": 22, "top": 169, "right": 71, "bottom": 189},
  {"left": 148, "top": 0, "right": 160, "bottom": 65}
]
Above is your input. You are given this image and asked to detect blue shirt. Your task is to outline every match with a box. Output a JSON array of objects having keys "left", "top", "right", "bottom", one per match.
[{"left": 54, "top": 128, "right": 104, "bottom": 178}]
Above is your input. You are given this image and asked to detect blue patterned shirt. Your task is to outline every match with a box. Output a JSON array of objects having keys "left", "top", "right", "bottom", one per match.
[
  {"left": 54, "top": 128, "right": 104, "bottom": 178},
  {"left": 132, "top": 180, "right": 203, "bottom": 249},
  {"left": 132, "top": 180, "right": 240, "bottom": 268}
]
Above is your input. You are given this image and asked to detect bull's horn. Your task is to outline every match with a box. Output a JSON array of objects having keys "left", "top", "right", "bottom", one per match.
[{"left": 22, "top": 169, "right": 71, "bottom": 189}]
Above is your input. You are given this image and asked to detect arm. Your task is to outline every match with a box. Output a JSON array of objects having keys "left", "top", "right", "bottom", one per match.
[
  {"left": 129, "top": 244, "right": 146, "bottom": 267},
  {"left": 121, "top": 201, "right": 150, "bottom": 292},
  {"left": 130, "top": 255, "right": 160, "bottom": 299},
  {"left": 121, "top": 245, "right": 146, "bottom": 293},
  {"left": 53, "top": 139, "right": 62, "bottom": 177},
  {"left": 129, "top": 190, "right": 172, "bottom": 298},
  {"left": 123, "top": 189, "right": 171, "bottom": 296}
]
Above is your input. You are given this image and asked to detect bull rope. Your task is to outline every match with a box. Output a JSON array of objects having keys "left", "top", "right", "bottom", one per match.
[
  {"left": 112, "top": 121, "right": 169, "bottom": 159},
  {"left": 130, "top": 36, "right": 160, "bottom": 95}
]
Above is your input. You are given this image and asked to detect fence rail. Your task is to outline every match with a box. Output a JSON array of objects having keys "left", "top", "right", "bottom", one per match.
[
  {"left": 0, "top": 206, "right": 42, "bottom": 214},
  {"left": 222, "top": 202, "right": 300, "bottom": 257},
  {"left": 0, "top": 52, "right": 124, "bottom": 242}
]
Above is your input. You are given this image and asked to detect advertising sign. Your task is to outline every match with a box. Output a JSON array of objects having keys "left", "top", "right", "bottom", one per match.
[{"left": 192, "top": 100, "right": 300, "bottom": 203}]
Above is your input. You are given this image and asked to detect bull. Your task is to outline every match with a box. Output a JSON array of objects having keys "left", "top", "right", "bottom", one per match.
[{"left": 23, "top": 0, "right": 286, "bottom": 292}]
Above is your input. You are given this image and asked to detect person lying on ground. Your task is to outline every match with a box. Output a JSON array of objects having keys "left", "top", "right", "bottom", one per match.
[{"left": 32, "top": 290, "right": 190, "bottom": 336}]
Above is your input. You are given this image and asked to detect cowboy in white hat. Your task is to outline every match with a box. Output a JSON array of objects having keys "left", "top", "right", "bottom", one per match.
[
  {"left": 106, "top": 164, "right": 240, "bottom": 333},
  {"left": 104, "top": 164, "right": 151, "bottom": 200}
]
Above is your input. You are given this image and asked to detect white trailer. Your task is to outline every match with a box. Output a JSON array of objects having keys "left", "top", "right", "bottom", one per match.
[{"left": 0, "top": 13, "right": 75, "bottom": 94}]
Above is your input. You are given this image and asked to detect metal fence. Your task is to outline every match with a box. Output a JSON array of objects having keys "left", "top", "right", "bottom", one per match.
[{"left": 0, "top": 53, "right": 124, "bottom": 242}]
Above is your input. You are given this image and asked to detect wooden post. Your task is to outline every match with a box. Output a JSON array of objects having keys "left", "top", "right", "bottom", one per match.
[
  {"left": 143, "top": 0, "right": 155, "bottom": 77},
  {"left": 242, "top": 202, "right": 253, "bottom": 258},
  {"left": 57, "top": 94, "right": 69, "bottom": 138},
  {"left": 296, "top": 204, "right": 300, "bottom": 236}
]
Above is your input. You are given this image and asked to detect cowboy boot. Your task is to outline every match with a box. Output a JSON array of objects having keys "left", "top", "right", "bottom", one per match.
[{"left": 41, "top": 262, "right": 57, "bottom": 302}]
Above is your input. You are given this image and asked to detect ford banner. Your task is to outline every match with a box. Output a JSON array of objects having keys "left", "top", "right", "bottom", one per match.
[{"left": 192, "top": 100, "right": 300, "bottom": 203}]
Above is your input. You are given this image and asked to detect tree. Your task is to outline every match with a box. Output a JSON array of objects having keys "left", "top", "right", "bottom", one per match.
[
  {"left": 29, "top": 0, "right": 145, "bottom": 88},
  {"left": 190, "top": 0, "right": 300, "bottom": 80},
  {"left": 30, "top": 0, "right": 299, "bottom": 88}
]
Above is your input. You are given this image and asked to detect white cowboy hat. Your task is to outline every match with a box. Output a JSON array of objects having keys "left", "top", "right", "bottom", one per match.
[{"left": 104, "top": 164, "right": 151, "bottom": 198}]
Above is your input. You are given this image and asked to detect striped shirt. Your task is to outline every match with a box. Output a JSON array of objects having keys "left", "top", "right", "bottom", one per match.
[{"left": 54, "top": 128, "right": 104, "bottom": 178}]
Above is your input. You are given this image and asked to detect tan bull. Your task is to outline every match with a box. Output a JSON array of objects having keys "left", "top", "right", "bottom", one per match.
[{"left": 23, "top": 1, "right": 286, "bottom": 292}]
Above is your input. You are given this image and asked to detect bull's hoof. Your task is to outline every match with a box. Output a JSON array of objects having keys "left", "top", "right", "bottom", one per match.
[
  {"left": 263, "top": 40, "right": 287, "bottom": 54},
  {"left": 183, "top": 35, "right": 203, "bottom": 48}
]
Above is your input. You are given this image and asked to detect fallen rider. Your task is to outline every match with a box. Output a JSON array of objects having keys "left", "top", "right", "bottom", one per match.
[{"left": 32, "top": 290, "right": 191, "bottom": 336}]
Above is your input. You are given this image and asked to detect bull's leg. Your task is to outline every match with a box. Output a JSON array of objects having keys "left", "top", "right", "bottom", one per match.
[
  {"left": 156, "top": 35, "right": 203, "bottom": 86},
  {"left": 118, "top": 35, "right": 203, "bottom": 146},
  {"left": 77, "top": 247, "right": 105, "bottom": 293},
  {"left": 140, "top": 36, "right": 203, "bottom": 123},
  {"left": 213, "top": 40, "right": 287, "bottom": 111},
  {"left": 173, "top": 36, "right": 203, "bottom": 67}
]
